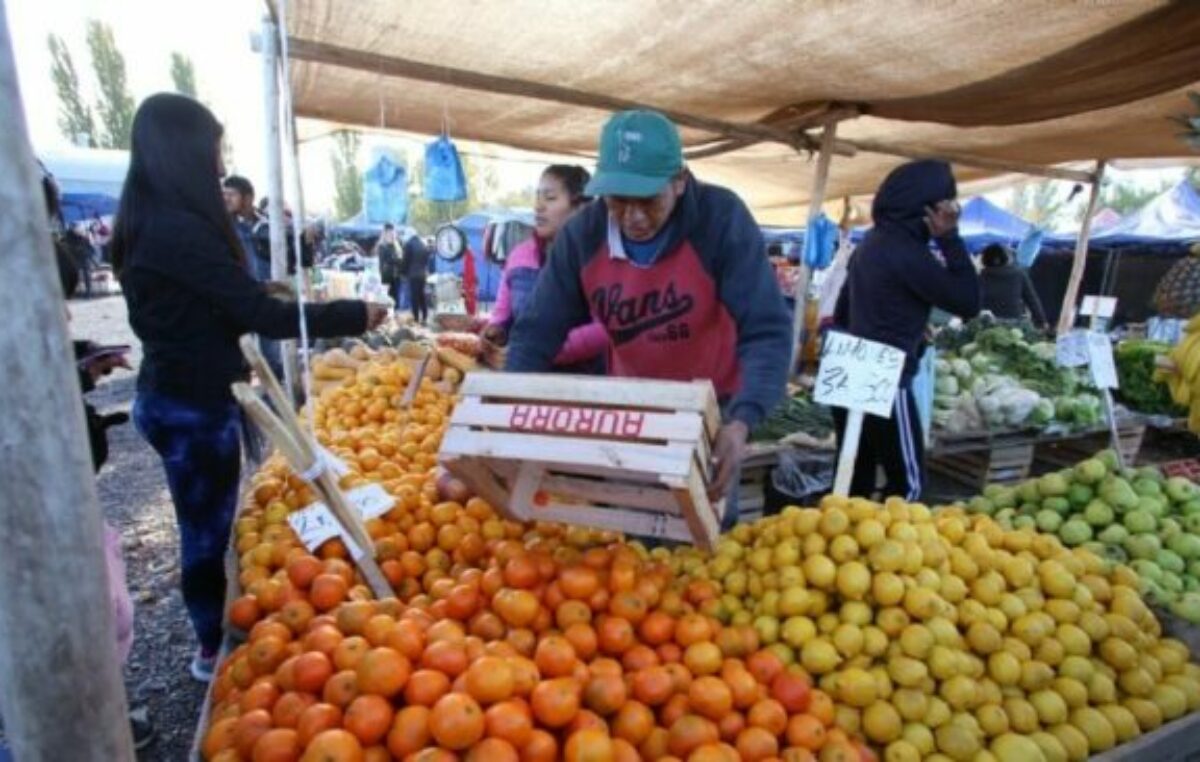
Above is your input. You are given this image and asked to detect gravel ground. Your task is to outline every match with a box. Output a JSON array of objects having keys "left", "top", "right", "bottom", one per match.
[{"left": 74, "top": 294, "right": 206, "bottom": 761}]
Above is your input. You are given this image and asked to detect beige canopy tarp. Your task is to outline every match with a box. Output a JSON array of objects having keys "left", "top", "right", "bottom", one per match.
[{"left": 282, "top": 0, "right": 1200, "bottom": 224}]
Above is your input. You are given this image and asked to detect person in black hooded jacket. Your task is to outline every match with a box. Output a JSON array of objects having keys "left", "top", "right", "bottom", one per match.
[{"left": 832, "top": 160, "right": 980, "bottom": 501}]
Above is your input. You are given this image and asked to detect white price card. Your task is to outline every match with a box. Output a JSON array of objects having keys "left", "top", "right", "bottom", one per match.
[
  {"left": 287, "top": 502, "right": 363, "bottom": 557},
  {"left": 288, "top": 502, "right": 341, "bottom": 551},
  {"left": 1056, "top": 331, "right": 1089, "bottom": 368},
  {"left": 1080, "top": 296, "right": 1117, "bottom": 318},
  {"left": 1086, "top": 331, "right": 1119, "bottom": 389},
  {"left": 346, "top": 483, "right": 396, "bottom": 521},
  {"left": 813, "top": 331, "right": 906, "bottom": 418}
]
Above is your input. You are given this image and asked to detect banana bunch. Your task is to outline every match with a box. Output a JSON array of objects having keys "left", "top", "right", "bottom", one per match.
[{"left": 1157, "top": 311, "right": 1200, "bottom": 432}]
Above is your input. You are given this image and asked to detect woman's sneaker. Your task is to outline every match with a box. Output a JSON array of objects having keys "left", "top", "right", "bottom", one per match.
[
  {"left": 190, "top": 647, "right": 217, "bottom": 682},
  {"left": 129, "top": 706, "right": 156, "bottom": 750}
]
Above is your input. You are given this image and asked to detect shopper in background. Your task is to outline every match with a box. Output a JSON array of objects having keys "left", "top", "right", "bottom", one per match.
[
  {"left": 222, "top": 174, "right": 269, "bottom": 281},
  {"left": 832, "top": 160, "right": 981, "bottom": 501},
  {"left": 402, "top": 229, "right": 432, "bottom": 323},
  {"left": 979, "top": 242, "right": 1048, "bottom": 328},
  {"left": 373, "top": 222, "right": 404, "bottom": 310},
  {"left": 484, "top": 164, "right": 608, "bottom": 371},
  {"left": 112, "top": 93, "right": 386, "bottom": 681}
]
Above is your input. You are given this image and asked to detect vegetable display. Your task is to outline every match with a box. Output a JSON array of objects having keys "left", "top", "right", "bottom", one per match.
[
  {"left": 752, "top": 394, "right": 835, "bottom": 443},
  {"left": 933, "top": 319, "right": 1100, "bottom": 435},
  {"left": 1115, "top": 340, "right": 1185, "bottom": 417}
]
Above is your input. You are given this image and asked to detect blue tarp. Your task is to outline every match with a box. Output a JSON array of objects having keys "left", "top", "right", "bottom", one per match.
[
  {"left": 60, "top": 192, "right": 118, "bottom": 225},
  {"left": 363, "top": 155, "right": 409, "bottom": 224},
  {"left": 1085, "top": 181, "right": 1200, "bottom": 246},
  {"left": 957, "top": 196, "right": 1033, "bottom": 248}
]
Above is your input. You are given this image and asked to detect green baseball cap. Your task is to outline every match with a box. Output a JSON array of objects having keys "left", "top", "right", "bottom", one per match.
[{"left": 586, "top": 110, "right": 683, "bottom": 198}]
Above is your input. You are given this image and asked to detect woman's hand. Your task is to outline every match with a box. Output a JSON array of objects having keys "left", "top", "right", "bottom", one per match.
[
  {"left": 924, "top": 200, "right": 961, "bottom": 238},
  {"left": 365, "top": 303, "right": 389, "bottom": 331},
  {"left": 481, "top": 324, "right": 509, "bottom": 347}
]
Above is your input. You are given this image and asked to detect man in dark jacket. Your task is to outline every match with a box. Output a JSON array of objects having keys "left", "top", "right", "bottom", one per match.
[
  {"left": 507, "top": 109, "right": 792, "bottom": 512},
  {"left": 402, "top": 231, "right": 432, "bottom": 323},
  {"left": 833, "top": 160, "right": 981, "bottom": 500},
  {"left": 979, "top": 243, "right": 1048, "bottom": 328}
]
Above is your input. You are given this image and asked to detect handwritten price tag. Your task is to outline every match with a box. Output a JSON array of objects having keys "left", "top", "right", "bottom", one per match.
[
  {"left": 814, "top": 331, "right": 905, "bottom": 418},
  {"left": 288, "top": 503, "right": 341, "bottom": 551},
  {"left": 346, "top": 483, "right": 395, "bottom": 521},
  {"left": 287, "top": 502, "right": 364, "bottom": 557},
  {"left": 1086, "top": 331, "right": 1119, "bottom": 390}
]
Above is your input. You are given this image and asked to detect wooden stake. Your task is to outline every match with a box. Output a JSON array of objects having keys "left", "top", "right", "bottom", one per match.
[
  {"left": 1057, "top": 160, "right": 1107, "bottom": 334},
  {"left": 791, "top": 121, "right": 839, "bottom": 376},
  {"left": 0, "top": 2, "right": 134, "bottom": 756},
  {"left": 833, "top": 410, "right": 864, "bottom": 496}
]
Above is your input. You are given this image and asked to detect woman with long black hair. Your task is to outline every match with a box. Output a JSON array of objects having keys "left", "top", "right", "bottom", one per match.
[{"left": 113, "top": 93, "right": 386, "bottom": 680}]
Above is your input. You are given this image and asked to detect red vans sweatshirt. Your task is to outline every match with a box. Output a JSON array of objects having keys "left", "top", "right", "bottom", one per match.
[{"left": 505, "top": 178, "right": 791, "bottom": 429}]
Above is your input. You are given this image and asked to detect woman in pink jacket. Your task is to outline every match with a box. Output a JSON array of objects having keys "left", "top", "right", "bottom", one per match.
[{"left": 483, "top": 165, "right": 608, "bottom": 371}]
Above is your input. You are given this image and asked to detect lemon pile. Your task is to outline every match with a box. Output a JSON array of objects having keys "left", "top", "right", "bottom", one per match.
[{"left": 676, "top": 496, "right": 1200, "bottom": 761}]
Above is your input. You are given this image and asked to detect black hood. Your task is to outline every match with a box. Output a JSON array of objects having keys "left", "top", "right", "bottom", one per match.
[{"left": 871, "top": 160, "right": 957, "bottom": 241}]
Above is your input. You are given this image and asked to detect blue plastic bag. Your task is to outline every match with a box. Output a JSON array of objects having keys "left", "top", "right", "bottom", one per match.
[
  {"left": 363, "top": 154, "right": 408, "bottom": 224},
  {"left": 1016, "top": 227, "right": 1045, "bottom": 269},
  {"left": 423, "top": 135, "right": 468, "bottom": 202},
  {"left": 803, "top": 213, "right": 839, "bottom": 270}
]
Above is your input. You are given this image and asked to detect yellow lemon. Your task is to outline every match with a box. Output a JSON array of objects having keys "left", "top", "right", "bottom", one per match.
[
  {"left": 837, "top": 667, "right": 878, "bottom": 708},
  {"left": 862, "top": 701, "right": 903, "bottom": 744},
  {"left": 1069, "top": 706, "right": 1116, "bottom": 753}
]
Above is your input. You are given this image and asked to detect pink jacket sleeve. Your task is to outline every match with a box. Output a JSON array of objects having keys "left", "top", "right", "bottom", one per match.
[
  {"left": 488, "top": 238, "right": 541, "bottom": 327},
  {"left": 489, "top": 263, "right": 514, "bottom": 326},
  {"left": 554, "top": 320, "right": 609, "bottom": 366}
]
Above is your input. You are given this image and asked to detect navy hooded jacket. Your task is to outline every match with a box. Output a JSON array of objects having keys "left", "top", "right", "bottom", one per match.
[{"left": 834, "top": 160, "right": 980, "bottom": 377}]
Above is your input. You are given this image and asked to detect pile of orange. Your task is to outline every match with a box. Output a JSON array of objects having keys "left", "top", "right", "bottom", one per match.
[{"left": 205, "top": 540, "right": 862, "bottom": 762}]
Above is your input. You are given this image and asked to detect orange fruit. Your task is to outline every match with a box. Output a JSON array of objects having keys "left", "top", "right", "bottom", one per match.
[
  {"left": 631, "top": 666, "right": 674, "bottom": 707},
  {"left": 303, "top": 625, "right": 345, "bottom": 658},
  {"left": 621, "top": 645, "right": 659, "bottom": 672},
  {"left": 521, "top": 729, "right": 559, "bottom": 762},
  {"left": 250, "top": 727, "right": 300, "bottom": 761},
  {"left": 674, "top": 615, "right": 714, "bottom": 648},
  {"left": 404, "top": 669, "right": 452, "bottom": 707},
  {"left": 688, "top": 677, "right": 733, "bottom": 721},
  {"left": 465, "top": 737, "right": 520, "bottom": 762},
  {"left": 485, "top": 699, "right": 534, "bottom": 748},
  {"left": 322, "top": 670, "right": 359, "bottom": 709},
  {"left": 241, "top": 680, "right": 282, "bottom": 713},
  {"left": 597, "top": 617, "right": 635, "bottom": 656},
  {"left": 385, "top": 705, "right": 431, "bottom": 758},
  {"left": 273, "top": 692, "right": 317, "bottom": 729},
  {"left": 233, "top": 709, "right": 274, "bottom": 759},
  {"left": 287, "top": 555, "right": 324, "bottom": 590},
  {"left": 230, "top": 596, "right": 263, "bottom": 631},
  {"left": 464, "top": 655, "right": 516, "bottom": 704},
  {"left": 612, "top": 701, "right": 655, "bottom": 746},
  {"left": 564, "top": 624, "right": 598, "bottom": 661},
  {"left": 421, "top": 640, "right": 468, "bottom": 677},
  {"left": 534, "top": 636, "right": 578, "bottom": 678},
  {"left": 717, "top": 712, "right": 745, "bottom": 743},
  {"left": 299, "top": 728, "right": 363, "bottom": 762},
  {"left": 310, "top": 574, "right": 349, "bottom": 611},
  {"left": 584, "top": 673, "right": 628, "bottom": 717},
  {"left": 747, "top": 699, "right": 788, "bottom": 736},
  {"left": 659, "top": 693, "right": 691, "bottom": 728},
  {"left": 785, "top": 714, "right": 827, "bottom": 751},
  {"left": 564, "top": 728, "right": 615, "bottom": 762},
  {"left": 736, "top": 727, "right": 779, "bottom": 762},
  {"left": 667, "top": 714, "right": 719, "bottom": 758},
  {"left": 530, "top": 677, "right": 582, "bottom": 728},
  {"left": 638, "top": 612, "right": 676, "bottom": 646},
  {"left": 560, "top": 566, "right": 601, "bottom": 600},
  {"left": 344, "top": 694, "right": 394, "bottom": 747},
  {"left": 429, "top": 693, "right": 486, "bottom": 751},
  {"left": 362, "top": 615, "right": 396, "bottom": 647},
  {"left": 293, "top": 652, "right": 335, "bottom": 695},
  {"left": 296, "top": 702, "right": 344, "bottom": 747},
  {"left": 355, "top": 647, "right": 410, "bottom": 698},
  {"left": 333, "top": 637, "right": 370, "bottom": 672}
]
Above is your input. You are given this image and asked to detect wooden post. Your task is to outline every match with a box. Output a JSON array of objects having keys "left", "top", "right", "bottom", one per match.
[
  {"left": 262, "top": 17, "right": 299, "bottom": 398},
  {"left": 791, "top": 121, "right": 838, "bottom": 376},
  {"left": 833, "top": 410, "right": 864, "bottom": 496},
  {"left": 1056, "top": 161, "right": 1107, "bottom": 335},
  {"left": 0, "top": 3, "right": 134, "bottom": 757}
]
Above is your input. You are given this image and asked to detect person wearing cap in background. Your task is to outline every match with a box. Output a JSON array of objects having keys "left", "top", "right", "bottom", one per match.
[
  {"left": 832, "top": 160, "right": 981, "bottom": 502},
  {"left": 506, "top": 110, "right": 792, "bottom": 524}
]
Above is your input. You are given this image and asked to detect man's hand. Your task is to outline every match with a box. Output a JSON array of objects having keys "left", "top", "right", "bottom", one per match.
[
  {"left": 924, "top": 200, "right": 961, "bottom": 238},
  {"left": 480, "top": 324, "right": 509, "bottom": 347},
  {"left": 709, "top": 420, "right": 749, "bottom": 501},
  {"left": 365, "top": 303, "right": 390, "bottom": 331},
  {"left": 82, "top": 351, "right": 131, "bottom": 382}
]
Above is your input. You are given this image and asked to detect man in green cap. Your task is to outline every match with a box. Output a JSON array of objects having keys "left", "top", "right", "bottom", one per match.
[{"left": 507, "top": 109, "right": 791, "bottom": 522}]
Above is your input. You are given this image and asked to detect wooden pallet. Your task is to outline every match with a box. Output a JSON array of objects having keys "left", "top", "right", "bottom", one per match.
[
  {"left": 439, "top": 373, "right": 724, "bottom": 549},
  {"left": 928, "top": 440, "right": 1036, "bottom": 490},
  {"left": 1035, "top": 422, "right": 1147, "bottom": 469}
]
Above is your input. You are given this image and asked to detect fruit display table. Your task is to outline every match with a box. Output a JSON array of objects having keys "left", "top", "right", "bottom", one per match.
[{"left": 1092, "top": 709, "right": 1200, "bottom": 761}]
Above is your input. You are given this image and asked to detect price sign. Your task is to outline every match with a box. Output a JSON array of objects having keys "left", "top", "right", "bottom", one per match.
[
  {"left": 288, "top": 502, "right": 364, "bottom": 557},
  {"left": 1086, "top": 331, "right": 1119, "bottom": 390},
  {"left": 346, "top": 483, "right": 395, "bottom": 521},
  {"left": 1080, "top": 296, "right": 1118, "bottom": 318},
  {"left": 1056, "top": 331, "right": 1089, "bottom": 368},
  {"left": 814, "top": 332, "right": 906, "bottom": 418}
]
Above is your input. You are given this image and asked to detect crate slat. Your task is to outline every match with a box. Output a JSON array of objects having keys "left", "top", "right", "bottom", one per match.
[{"left": 441, "top": 428, "right": 696, "bottom": 479}]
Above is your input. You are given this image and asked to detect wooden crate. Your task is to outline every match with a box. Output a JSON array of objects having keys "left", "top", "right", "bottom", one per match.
[
  {"left": 439, "top": 373, "right": 724, "bottom": 549},
  {"left": 1035, "top": 421, "right": 1147, "bottom": 469}
]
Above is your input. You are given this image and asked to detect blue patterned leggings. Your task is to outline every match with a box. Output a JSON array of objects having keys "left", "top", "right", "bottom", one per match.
[{"left": 133, "top": 392, "right": 242, "bottom": 653}]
